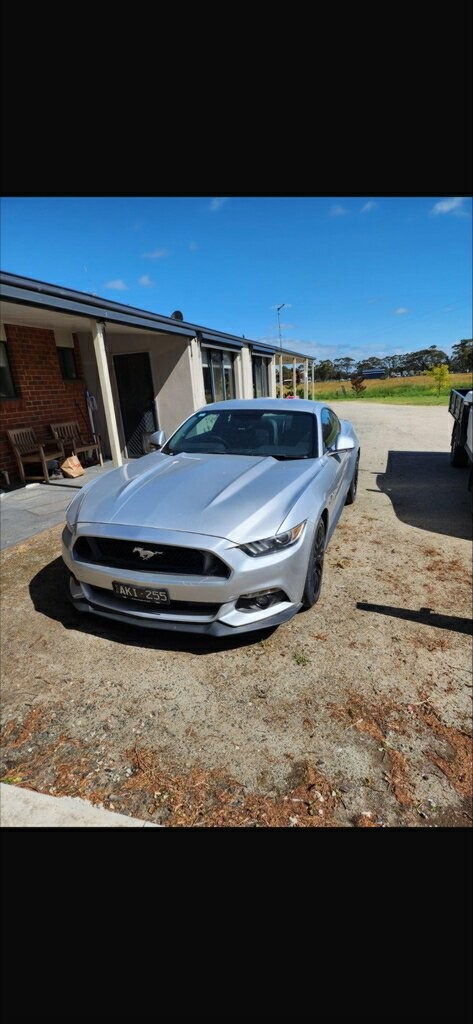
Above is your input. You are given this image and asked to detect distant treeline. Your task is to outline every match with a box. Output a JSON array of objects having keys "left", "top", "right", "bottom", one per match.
[{"left": 309, "top": 339, "right": 472, "bottom": 381}]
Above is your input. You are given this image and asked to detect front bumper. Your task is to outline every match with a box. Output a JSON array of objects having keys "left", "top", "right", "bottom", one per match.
[{"left": 62, "top": 521, "right": 313, "bottom": 634}]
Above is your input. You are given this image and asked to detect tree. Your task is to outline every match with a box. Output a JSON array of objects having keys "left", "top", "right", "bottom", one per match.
[
  {"left": 384, "top": 353, "right": 404, "bottom": 375},
  {"left": 314, "top": 360, "right": 335, "bottom": 381},
  {"left": 428, "top": 363, "right": 450, "bottom": 394},
  {"left": 450, "top": 339, "right": 473, "bottom": 372},
  {"left": 334, "top": 357, "right": 356, "bottom": 380},
  {"left": 402, "top": 348, "right": 449, "bottom": 373},
  {"left": 426, "top": 346, "right": 449, "bottom": 368}
]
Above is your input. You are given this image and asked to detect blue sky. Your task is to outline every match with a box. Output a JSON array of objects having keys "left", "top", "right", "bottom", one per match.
[{"left": 1, "top": 196, "right": 471, "bottom": 362}]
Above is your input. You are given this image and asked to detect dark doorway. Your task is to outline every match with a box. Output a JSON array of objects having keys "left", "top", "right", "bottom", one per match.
[{"left": 113, "top": 352, "right": 157, "bottom": 457}]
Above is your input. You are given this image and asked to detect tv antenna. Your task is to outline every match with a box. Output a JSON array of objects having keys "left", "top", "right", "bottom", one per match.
[{"left": 276, "top": 303, "right": 287, "bottom": 352}]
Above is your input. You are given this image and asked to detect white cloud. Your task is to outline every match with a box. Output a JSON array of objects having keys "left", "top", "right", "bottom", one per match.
[
  {"left": 431, "top": 197, "right": 467, "bottom": 216},
  {"left": 394, "top": 307, "right": 409, "bottom": 315},
  {"left": 104, "top": 279, "right": 127, "bottom": 291},
  {"left": 360, "top": 201, "right": 377, "bottom": 213},
  {"left": 330, "top": 204, "right": 348, "bottom": 216},
  {"left": 138, "top": 275, "right": 154, "bottom": 287},
  {"left": 143, "top": 248, "right": 168, "bottom": 259},
  {"left": 188, "top": 241, "right": 198, "bottom": 251},
  {"left": 209, "top": 197, "right": 228, "bottom": 212}
]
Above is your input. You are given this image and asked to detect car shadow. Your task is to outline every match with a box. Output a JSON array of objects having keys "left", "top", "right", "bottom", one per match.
[
  {"left": 376, "top": 451, "right": 472, "bottom": 540},
  {"left": 29, "top": 558, "right": 277, "bottom": 654},
  {"left": 357, "top": 601, "right": 472, "bottom": 636}
]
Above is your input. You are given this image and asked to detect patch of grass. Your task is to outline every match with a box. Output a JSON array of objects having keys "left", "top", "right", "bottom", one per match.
[
  {"left": 310, "top": 373, "right": 472, "bottom": 405},
  {"left": 293, "top": 652, "right": 310, "bottom": 666}
]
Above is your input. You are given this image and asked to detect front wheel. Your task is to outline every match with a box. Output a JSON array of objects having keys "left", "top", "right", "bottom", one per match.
[
  {"left": 301, "top": 519, "right": 325, "bottom": 610},
  {"left": 345, "top": 453, "right": 360, "bottom": 505}
]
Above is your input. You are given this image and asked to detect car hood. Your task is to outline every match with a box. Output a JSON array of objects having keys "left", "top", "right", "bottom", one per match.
[{"left": 71, "top": 451, "right": 323, "bottom": 543}]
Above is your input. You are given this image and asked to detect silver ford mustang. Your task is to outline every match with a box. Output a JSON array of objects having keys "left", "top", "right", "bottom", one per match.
[{"left": 62, "top": 399, "right": 360, "bottom": 636}]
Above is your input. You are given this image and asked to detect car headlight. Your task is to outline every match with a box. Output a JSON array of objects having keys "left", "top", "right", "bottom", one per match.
[{"left": 238, "top": 520, "right": 306, "bottom": 557}]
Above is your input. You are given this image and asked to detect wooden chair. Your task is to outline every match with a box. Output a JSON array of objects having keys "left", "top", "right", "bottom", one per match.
[
  {"left": 7, "top": 427, "right": 65, "bottom": 485},
  {"left": 50, "top": 420, "right": 103, "bottom": 467}
]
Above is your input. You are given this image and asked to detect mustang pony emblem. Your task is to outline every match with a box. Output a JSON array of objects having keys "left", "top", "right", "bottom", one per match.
[{"left": 133, "top": 546, "right": 162, "bottom": 560}]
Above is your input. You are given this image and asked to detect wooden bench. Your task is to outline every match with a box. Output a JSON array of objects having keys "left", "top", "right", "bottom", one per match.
[
  {"left": 7, "top": 428, "right": 65, "bottom": 485},
  {"left": 50, "top": 421, "right": 103, "bottom": 467}
]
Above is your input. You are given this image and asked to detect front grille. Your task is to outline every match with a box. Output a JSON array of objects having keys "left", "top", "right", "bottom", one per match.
[
  {"left": 87, "top": 585, "right": 221, "bottom": 618},
  {"left": 73, "top": 536, "right": 230, "bottom": 578}
]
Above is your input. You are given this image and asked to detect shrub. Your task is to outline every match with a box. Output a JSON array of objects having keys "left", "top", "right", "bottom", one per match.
[{"left": 351, "top": 374, "right": 366, "bottom": 396}]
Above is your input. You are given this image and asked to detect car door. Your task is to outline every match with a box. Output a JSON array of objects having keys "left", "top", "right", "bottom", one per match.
[{"left": 320, "top": 408, "right": 349, "bottom": 535}]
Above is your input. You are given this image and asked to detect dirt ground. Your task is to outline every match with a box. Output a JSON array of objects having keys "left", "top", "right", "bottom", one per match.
[{"left": 1, "top": 403, "right": 472, "bottom": 827}]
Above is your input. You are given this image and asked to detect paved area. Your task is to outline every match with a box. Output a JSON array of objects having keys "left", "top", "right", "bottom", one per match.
[
  {"left": 0, "top": 782, "right": 159, "bottom": 827},
  {"left": 0, "top": 462, "right": 115, "bottom": 550}
]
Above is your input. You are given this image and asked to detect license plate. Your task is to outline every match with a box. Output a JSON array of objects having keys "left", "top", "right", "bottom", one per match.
[{"left": 112, "top": 582, "right": 170, "bottom": 605}]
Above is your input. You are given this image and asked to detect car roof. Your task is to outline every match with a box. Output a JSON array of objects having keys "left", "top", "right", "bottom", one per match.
[{"left": 202, "top": 398, "right": 326, "bottom": 414}]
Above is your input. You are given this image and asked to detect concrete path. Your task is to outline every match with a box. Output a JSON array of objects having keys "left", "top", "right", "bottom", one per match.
[
  {"left": 0, "top": 783, "right": 159, "bottom": 827},
  {"left": 0, "top": 462, "right": 115, "bottom": 550}
]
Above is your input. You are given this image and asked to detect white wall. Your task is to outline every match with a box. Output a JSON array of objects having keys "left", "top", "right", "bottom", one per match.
[{"left": 77, "top": 329, "right": 195, "bottom": 457}]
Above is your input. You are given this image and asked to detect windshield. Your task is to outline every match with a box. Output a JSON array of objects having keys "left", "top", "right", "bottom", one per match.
[{"left": 162, "top": 409, "right": 317, "bottom": 460}]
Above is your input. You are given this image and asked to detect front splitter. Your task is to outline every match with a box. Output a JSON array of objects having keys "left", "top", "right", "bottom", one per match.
[{"left": 69, "top": 595, "right": 301, "bottom": 636}]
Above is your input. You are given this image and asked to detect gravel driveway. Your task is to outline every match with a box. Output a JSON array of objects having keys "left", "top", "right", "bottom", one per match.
[{"left": 1, "top": 402, "right": 471, "bottom": 827}]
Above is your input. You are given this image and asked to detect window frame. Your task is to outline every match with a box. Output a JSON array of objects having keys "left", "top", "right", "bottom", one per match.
[
  {"left": 0, "top": 340, "right": 18, "bottom": 399},
  {"left": 201, "top": 347, "right": 235, "bottom": 403},
  {"left": 57, "top": 345, "right": 78, "bottom": 381}
]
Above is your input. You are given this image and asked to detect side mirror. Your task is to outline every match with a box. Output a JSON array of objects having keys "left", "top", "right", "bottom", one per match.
[
  {"left": 335, "top": 433, "right": 355, "bottom": 452},
  {"left": 148, "top": 429, "right": 166, "bottom": 450}
]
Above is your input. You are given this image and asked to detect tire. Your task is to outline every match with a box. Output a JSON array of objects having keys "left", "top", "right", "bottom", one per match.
[
  {"left": 345, "top": 453, "right": 360, "bottom": 505},
  {"left": 301, "top": 518, "right": 325, "bottom": 610},
  {"left": 450, "top": 425, "right": 468, "bottom": 467}
]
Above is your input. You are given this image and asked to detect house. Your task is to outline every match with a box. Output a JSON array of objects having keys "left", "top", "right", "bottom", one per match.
[{"left": 0, "top": 272, "right": 315, "bottom": 480}]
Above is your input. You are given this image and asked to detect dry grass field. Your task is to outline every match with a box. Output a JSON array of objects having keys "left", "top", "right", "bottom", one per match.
[{"left": 306, "top": 372, "right": 472, "bottom": 405}]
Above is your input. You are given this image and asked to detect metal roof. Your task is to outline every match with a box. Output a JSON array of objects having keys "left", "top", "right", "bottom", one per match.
[{"left": 0, "top": 271, "right": 315, "bottom": 360}]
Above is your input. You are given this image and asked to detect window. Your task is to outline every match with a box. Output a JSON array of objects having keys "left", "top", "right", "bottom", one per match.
[
  {"left": 164, "top": 408, "right": 316, "bottom": 459},
  {"left": 202, "top": 348, "right": 235, "bottom": 403},
  {"left": 321, "top": 408, "right": 340, "bottom": 450},
  {"left": 253, "top": 356, "right": 270, "bottom": 397},
  {"left": 0, "top": 341, "right": 17, "bottom": 398},
  {"left": 57, "top": 346, "right": 77, "bottom": 380}
]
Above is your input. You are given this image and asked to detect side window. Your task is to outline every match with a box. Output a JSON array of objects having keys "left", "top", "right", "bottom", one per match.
[{"left": 321, "top": 408, "right": 339, "bottom": 450}]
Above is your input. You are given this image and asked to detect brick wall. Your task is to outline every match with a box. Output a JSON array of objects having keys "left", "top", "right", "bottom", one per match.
[{"left": 0, "top": 324, "right": 89, "bottom": 480}]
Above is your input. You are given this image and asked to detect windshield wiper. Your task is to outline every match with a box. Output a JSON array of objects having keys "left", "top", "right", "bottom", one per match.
[{"left": 272, "top": 454, "right": 309, "bottom": 461}]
